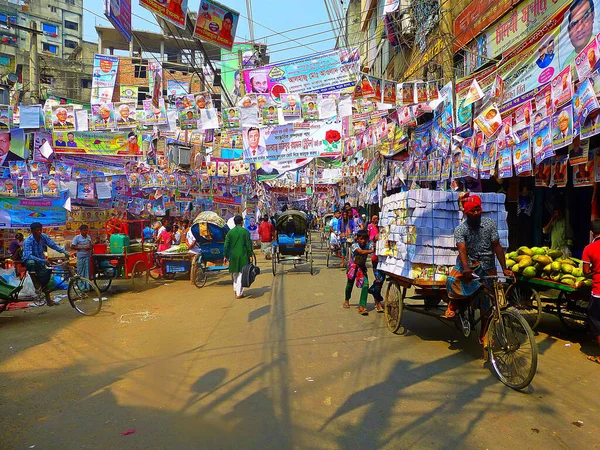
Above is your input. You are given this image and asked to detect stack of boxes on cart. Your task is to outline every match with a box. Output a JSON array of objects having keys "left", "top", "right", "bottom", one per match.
[{"left": 376, "top": 190, "right": 509, "bottom": 281}]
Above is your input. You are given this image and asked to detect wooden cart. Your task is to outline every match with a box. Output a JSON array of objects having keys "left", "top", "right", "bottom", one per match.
[{"left": 92, "top": 247, "right": 153, "bottom": 292}]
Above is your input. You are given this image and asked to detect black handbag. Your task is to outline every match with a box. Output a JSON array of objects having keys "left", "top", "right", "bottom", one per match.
[{"left": 241, "top": 263, "right": 261, "bottom": 288}]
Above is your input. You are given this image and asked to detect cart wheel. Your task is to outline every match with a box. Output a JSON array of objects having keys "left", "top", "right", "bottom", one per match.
[
  {"left": 488, "top": 309, "right": 538, "bottom": 390},
  {"left": 148, "top": 256, "right": 162, "bottom": 280},
  {"left": 131, "top": 261, "right": 148, "bottom": 292},
  {"left": 557, "top": 291, "right": 588, "bottom": 332},
  {"left": 272, "top": 251, "right": 277, "bottom": 276},
  {"left": 193, "top": 263, "right": 207, "bottom": 288},
  {"left": 385, "top": 280, "right": 405, "bottom": 334},
  {"left": 93, "top": 275, "right": 112, "bottom": 293},
  {"left": 68, "top": 277, "right": 102, "bottom": 316},
  {"left": 505, "top": 283, "right": 543, "bottom": 330}
]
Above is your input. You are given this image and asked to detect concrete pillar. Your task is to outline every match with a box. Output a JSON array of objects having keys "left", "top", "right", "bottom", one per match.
[
  {"left": 97, "top": 30, "right": 103, "bottom": 54},
  {"left": 160, "top": 40, "right": 164, "bottom": 62},
  {"left": 129, "top": 38, "right": 134, "bottom": 57}
]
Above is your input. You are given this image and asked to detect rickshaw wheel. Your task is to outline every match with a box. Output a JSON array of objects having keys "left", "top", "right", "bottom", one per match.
[
  {"left": 131, "top": 261, "right": 148, "bottom": 292},
  {"left": 272, "top": 250, "right": 277, "bottom": 276},
  {"left": 309, "top": 246, "right": 314, "bottom": 275},
  {"left": 557, "top": 291, "right": 588, "bottom": 332},
  {"left": 385, "top": 280, "right": 404, "bottom": 334},
  {"left": 326, "top": 249, "right": 330, "bottom": 268},
  {"left": 193, "top": 264, "right": 207, "bottom": 288}
]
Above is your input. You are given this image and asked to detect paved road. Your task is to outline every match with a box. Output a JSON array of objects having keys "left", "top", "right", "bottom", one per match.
[{"left": 1, "top": 243, "right": 599, "bottom": 449}]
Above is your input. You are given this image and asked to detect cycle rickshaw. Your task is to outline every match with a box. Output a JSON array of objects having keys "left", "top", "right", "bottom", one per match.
[{"left": 272, "top": 210, "right": 314, "bottom": 276}]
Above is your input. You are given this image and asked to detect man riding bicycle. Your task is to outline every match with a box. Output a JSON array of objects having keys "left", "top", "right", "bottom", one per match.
[
  {"left": 22, "top": 222, "right": 70, "bottom": 306},
  {"left": 445, "top": 195, "right": 512, "bottom": 327}
]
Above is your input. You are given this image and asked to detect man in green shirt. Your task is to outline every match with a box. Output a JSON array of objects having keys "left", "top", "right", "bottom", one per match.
[
  {"left": 543, "top": 206, "right": 573, "bottom": 255},
  {"left": 224, "top": 215, "right": 254, "bottom": 298}
]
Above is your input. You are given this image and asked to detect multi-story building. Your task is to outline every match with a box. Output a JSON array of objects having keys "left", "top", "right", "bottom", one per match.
[{"left": 0, "top": 0, "right": 94, "bottom": 104}]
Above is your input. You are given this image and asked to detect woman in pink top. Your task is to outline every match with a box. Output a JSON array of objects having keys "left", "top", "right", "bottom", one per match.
[
  {"left": 156, "top": 224, "right": 174, "bottom": 252},
  {"left": 367, "top": 216, "right": 379, "bottom": 241}
]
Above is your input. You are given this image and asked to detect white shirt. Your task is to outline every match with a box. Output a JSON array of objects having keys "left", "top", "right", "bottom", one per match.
[{"left": 186, "top": 229, "right": 200, "bottom": 254}]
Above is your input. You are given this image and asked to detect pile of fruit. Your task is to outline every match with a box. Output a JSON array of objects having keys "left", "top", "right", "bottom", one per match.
[{"left": 506, "top": 246, "right": 592, "bottom": 289}]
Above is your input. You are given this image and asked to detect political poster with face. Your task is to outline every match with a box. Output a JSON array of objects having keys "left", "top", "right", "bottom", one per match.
[
  {"left": 92, "top": 103, "right": 115, "bottom": 130},
  {"left": 114, "top": 102, "right": 138, "bottom": 129},
  {"left": 143, "top": 99, "right": 167, "bottom": 125},
  {"left": 573, "top": 158, "right": 595, "bottom": 186},
  {"left": 552, "top": 104, "right": 573, "bottom": 149},
  {"left": 140, "top": 0, "right": 188, "bottom": 29},
  {"left": 51, "top": 105, "right": 76, "bottom": 131},
  {"left": 551, "top": 67, "right": 573, "bottom": 109},
  {"left": 550, "top": 155, "right": 568, "bottom": 188},
  {"left": 193, "top": 0, "right": 239, "bottom": 51},
  {"left": 513, "top": 138, "right": 532, "bottom": 175},
  {"left": 532, "top": 120, "right": 554, "bottom": 164},
  {"left": 569, "top": 136, "right": 590, "bottom": 165},
  {"left": 301, "top": 94, "right": 320, "bottom": 121},
  {"left": 91, "top": 54, "right": 119, "bottom": 104}
]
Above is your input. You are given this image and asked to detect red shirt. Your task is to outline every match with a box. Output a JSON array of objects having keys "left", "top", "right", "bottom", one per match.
[
  {"left": 582, "top": 237, "right": 600, "bottom": 295},
  {"left": 258, "top": 221, "right": 275, "bottom": 243}
]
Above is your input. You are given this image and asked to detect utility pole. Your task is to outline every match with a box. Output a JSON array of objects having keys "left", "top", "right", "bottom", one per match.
[
  {"left": 238, "top": 50, "right": 246, "bottom": 97},
  {"left": 29, "top": 21, "right": 39, "bottom": 104},
  {"left": 246, "top": 0, "right": 255, "bottom": 43}
]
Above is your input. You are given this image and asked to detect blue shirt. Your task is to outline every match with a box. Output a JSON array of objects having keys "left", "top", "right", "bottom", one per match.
[
  {"left": 23, "top": 233, "right": 67, "bottom": 264},
  {"left": 71, "top": 234, "right": 92, "bottom": 258}
]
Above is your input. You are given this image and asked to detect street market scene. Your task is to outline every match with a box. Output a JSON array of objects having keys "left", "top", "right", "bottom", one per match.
[{"left": 1, "top": 0, "right": 600, "bottom": 448}]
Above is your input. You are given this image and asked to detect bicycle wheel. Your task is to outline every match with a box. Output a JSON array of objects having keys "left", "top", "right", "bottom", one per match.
[
  {"left": 93, "top": 274, "right": 112, "bottom": 293},
  {"left": 557, "top": 291, "right": 588, "bottom": 331},
  {"left": 193, "top": 263, "right": 207, "bottom": 288},
  {"left": 384, "top": 280, "right": 404, "bottom": 334},
  {"left": 67, "top": 277, "right": 102, "bottom": 316},
  {"left": 505, "top": 283, "right": 543, "bottom": 330},
  {"left": 488, "top": 309, "right": 538, "bottom": 390}
]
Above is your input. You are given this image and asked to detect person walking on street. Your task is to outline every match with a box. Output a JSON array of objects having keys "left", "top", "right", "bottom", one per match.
[
  {"left": 582, "top": 219, "right": 600, "bottom": 364},
  {"left": 258, "top": 216, "right": 275, "bottom": 259},
  {"left": 367, "top": 216, "right": 384, "bottom": 312},
  {"left": 224, "top": 215, "right": 254, "bottom": 299},
  {"left": 71, "top": 224, "right": 92, "bottom": 282},
  {"left": 344, "top": 230, "right": 374, "bottom": 315}
]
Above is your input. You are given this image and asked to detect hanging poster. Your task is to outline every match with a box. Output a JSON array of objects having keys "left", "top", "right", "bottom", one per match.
[
  {"left": 114, "top": 102, "right": 138, "bottom": 128},
  {"left": 0, "top": 106, "right": 10, "bottom": 131},
  {"left": 551, "top": 67, "right": 573, "bottom": 110},
  {"left": 104, "top": 0, "right": 132, "bottom": 41},
  {"left": 594, "top": 146, "right": 600, "bottom": 182},
  {"left": 301, "top": 94, "right": 320, "bottom": 121},
  {"left": 0, "top": 191, "right": 68, "bottom": 228},
  {"left": 532, "top": 121, "right": 553, "bottom": 164},
  {"left": 574, "top": 34, "right": 600, "bottom": 80},
  {"left": 569, "top": 137, "right": 590, "bottom": 166},
  {"left": 383, "top": 80, "right": 396, "bottom": 104},
  {"left": 474, "top": 103, "right": 502, "bottom": 138},
  {"left": 51, "top": 131, "right": 143, "bottom": 156},
  {"left": 573, "top": 78, "right": 600, "bottom": 133},
  {"left": 143, "top": 99, "right": 168, "bottom": 125},
  {"left": 513, "top": 138, "right": 532, "bottom": 175},
  {"left": 194, "top": 0, "right": 239, "bottom": 51},
  {"left": 222, "top": 107, "right": 240, "bottom": 128},
  {"left": 573, "top": 158, "right": 595, "bottom": 187},
  {"left": 551, "top": 104, "right": 573, "bottom": 150},
  {"left": 91, "top": 54, "right": 119, "bottom": 104},
  {"left": 242, "top": 48, "right": 359, "bottom": 99},
  {"left": 498, "top": 147, "right": 513, "bottom": 178},
  {"left": 220, "top": 43, "right": 258, "bottom": 102},
  {"left": 91, "top": 103, "right": 115, "bottom": 130},
  {"left": 51, "top": 105, "right": 76, "bottom": 131},
  {"left": 0, "top": 129, "right": 25, "bottom": 167},
  {"left": 140, "top": 0, "right": 188, "bottom": 29},
  {"left": 242, "top": 122, "right": 342, "bottom": 163},
  {"left": 550, "top": 155, "right": 568, "bottom": 188},
  {"left": 119, "top": 85, "right": 138, "bottom": 102},
  {"left": 535, "top": 160, "right": 552, "bottom": 187}
]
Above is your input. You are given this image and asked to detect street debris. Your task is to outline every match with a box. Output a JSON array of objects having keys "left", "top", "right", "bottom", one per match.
[
  {"left": 121, "top": 429, "right": 136, "bottom": 436},
  {"left": 305, "top": 377, "right": 314, "bottom": 382},
  {"left": 572, "top": 420, "right": 584, "bottom": 427},
  {"left": 118, "top": 312, "right": 156, "bottom": 324},
  {"left": 364, "top": 336, "right": 377, "bottom": 342}
]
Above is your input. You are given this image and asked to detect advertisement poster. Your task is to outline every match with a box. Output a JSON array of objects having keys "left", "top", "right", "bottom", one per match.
[
  {"left": 242, "top": 48, "right": 359, "bottom": 100},
  {"left": 551, "top": 66, "right": 573, "bottom": 109},
  {"left": 52, "top": 131, "right": 143, "bottom": 156},
  {"left": 91, "top": 54, "right": 119, "bottom": 104},
  {"left": 572, "top": 78, "right": 600, "bottom": 132},
  {"left": 140, "top": 0, "right": 188, "bottom": 29},
  {"left": 552, "top": 104, "right": 573, "bottom": 149},
  {"left": 513, "top": 138, "right": 532, "bottom": 175},
  {"left": 242, "top": 122, "right": 342, "bottom": 162},
  {"left": 119, "top": 85, "right": 138, "bottom": 102},
  {"left": 220, "top": 43, "right": 258, "bottom": 102},
  {"left": 0, "top": 191, "right": 68, "bottom": 228},
  {"left": 194, "top": 0, "right": 239, "bottom": 51},
  {"left": 474, "top": 103, "right": 502, "bottom": 138},
  {"left": 104, "top": 0, "right": 132, "bottom": 41},
  {"left": 569, "top": 137, "right": 590, "bottom": 166},
  {"left": 532, "top": 121, "right": 553, "bottom": 164},
  {"left": 550, "top": 155, "right": 568, "bottom": 188},
  {"left": 573, "top": 158, "right": 595, "bottom": 187}
]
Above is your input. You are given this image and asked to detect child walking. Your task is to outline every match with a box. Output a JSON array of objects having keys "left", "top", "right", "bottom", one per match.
[{"left": 344, "top": 230, "right": 374, "bottom": 315}]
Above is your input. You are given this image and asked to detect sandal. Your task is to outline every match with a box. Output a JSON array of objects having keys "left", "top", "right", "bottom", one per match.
[
  {"left": 587, "top": 356, "right": 600, "bottom": 364},
  {"left": 343, "top": 301, "right": 350, "bottom": 309},
  {"left": 358, "top": 307, "right": 368, "bottom": 316}
]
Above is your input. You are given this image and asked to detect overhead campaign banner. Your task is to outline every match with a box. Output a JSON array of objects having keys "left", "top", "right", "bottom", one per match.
[
  {"left": 91, "top": 55, "right": 119, "bottom": 104},
  {"left": 51, "top": 131, "right": 143, "bottom": 157},
  {"left": 255, "top": 159, "right": 313, "bottom": 181},
  {"left": 453, "top": 0, "right": 514, "bottom": 52},
  {"left": 140, "top": 0, "right": 187, "bottom": 29},
  {"left": 0, "top": 191, "right": 68, "bottom": 229},
  {"left": 221, "top": 43, "right": 258, "bottom": 101},
  {"left": 194, "top": 0, "right": 240, "bottom": 51},
  {"left": 241, "top": 121, "right": 342, "bottom": 163},
  {"left": 242, "top": 49, "right": 360, "bottom": 101},
  {"left": 103, "top": 0, "right": 132, "bottom": 42}
]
